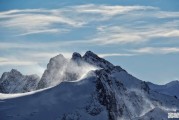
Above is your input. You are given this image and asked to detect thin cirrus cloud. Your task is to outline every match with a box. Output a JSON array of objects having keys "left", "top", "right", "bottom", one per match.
[
  {"left": 84, "top": 21, "right": 179, "bottom": 45},
  {"left": 0, "top": 57, "right": 36, "bottom": 66},
  {"left": 130, "top": 47, "right": 179, "bottom": 55},
  {"left": 0, "top": 4, "right": 157, "bottom": 36},
  {"left": 16, "top": 29, "right": 67, "bottom": 36},
  {"left": 0, "top": 41, "right": 72, "bottom": 50},
  {"left": 0, "top": 4, "right": 178, "bottom": 41},
  {"left": 0, "top": 9, "right": 84, "bottom": 36},
  {"left": 71, "top": 4, "right": 157, "bottom": 16}
]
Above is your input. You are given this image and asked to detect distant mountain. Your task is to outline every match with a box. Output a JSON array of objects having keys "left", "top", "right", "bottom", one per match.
[
  {"left": 148, "top": 80, "right": 179, "bottom": 98},
  {"left": 0, "top": 69, "right": 40, "bottom": 93},
  {"left": 0, "top": 51, "right": 179, "bottom": 120}
]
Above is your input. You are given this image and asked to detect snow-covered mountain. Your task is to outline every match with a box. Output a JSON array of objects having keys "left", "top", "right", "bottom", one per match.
[
  {"left": 0, "top": 69, "right": 40, "bottom": 93},
  {"left": 37, "top": 51, "right": 113, "bottom": 89},
  {"left": 148, "top": 80, "right": 179, "bottom": 98},
  {"left": 0, "top": 51, "right": 179, "bottom": 120}
]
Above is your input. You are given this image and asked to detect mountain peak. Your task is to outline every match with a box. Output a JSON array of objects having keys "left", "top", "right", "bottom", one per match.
[
  {"left": 47, "top": 54, "right": 67, "bottom": 69},
  {"left": 0, "top": 69, "right": 22, "bottom": 83},
  {"left": 50, "top": 54, "right": 65, "bottom": 61},
  {"left": 83, "top": 51, "right": 114, "bottom": 69},
  {"left": 72, "top": 52, "right": 82, "bottom": 61},
  {"left": 10, "top": 69, "right": 22, "bottom": 75},
  {"left": 83, "top": 51, "right": 98, "bottom": 58}
]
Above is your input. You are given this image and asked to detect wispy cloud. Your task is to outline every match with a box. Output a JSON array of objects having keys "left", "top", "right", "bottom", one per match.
[
  {"left": 154, "top": 11, "right": 179, "bottom": 18},
  {"left": 0, "top": 4, "right": 158, "bottom": 36},
  {"left": 0, "top": 9, "right": 84, "bottom": 36},
  {"left": 16, "top": 29, "right": 67, "bottom": 36},
  {"left": 0, "top": 57, "right": 36, "bottom": 66},
  {"left": 0, "top": 41, "right": 72, "bottom": 50},
  {"left": 84, "top": 20, "right": 179, "bottom": 45},
  {"left": 72, "top": 4, "right": 157, "bottom": 16},
  {"left": 130, "top": 47, "right": 179, "bottom": 55},
  {"left": 0, "top": 4, "right": 179, "bottom": 65}
]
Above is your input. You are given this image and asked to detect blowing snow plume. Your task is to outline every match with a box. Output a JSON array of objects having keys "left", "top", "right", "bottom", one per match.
[{"left": 37, "top": 51, "right": 99, "bottom": 89}]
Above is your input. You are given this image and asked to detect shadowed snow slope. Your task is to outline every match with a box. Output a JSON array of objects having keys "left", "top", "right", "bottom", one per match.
[{"left": 0, "top": 74, "right": 108, "bottom": 120}]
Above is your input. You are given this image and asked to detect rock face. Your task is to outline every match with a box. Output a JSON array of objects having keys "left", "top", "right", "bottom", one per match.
[
  {"left": 94, "top": 67, "right": 154, "bottom": 120},
  {"left": 0, "top": 69, "right": 40, "bottom": 93}
]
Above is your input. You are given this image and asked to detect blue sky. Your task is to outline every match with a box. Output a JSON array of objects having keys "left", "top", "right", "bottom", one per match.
[{"left": 0, "top": 0, "right": 179, "bottom": 84}]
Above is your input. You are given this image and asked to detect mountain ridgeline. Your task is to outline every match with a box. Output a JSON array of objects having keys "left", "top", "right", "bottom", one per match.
[{"left": 0, "top": 51, "right": 179, "bottom": 120}]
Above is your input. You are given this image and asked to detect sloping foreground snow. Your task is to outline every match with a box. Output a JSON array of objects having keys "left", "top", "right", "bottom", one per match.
[{"left": 0, "top": 75, "right": 108, "bottom": 120}]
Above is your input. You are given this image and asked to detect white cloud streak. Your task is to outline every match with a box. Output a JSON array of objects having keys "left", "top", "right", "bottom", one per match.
[
  {"left": 0, "top": 57, "right": 37, "bottom": 66},
  {"left": 0, "top": 41, "right": 72, "bottom": 50},
  {"left": 0, "top": 9, "right": 84, "bottom": 36},
  {"left": 130, "top": 47, "right": 179, "bottom": 55},
  {"left": 85, "top": 20, "right": 179, "bottom": 45},
  {"left": 0, "top": 4, "right": 157, "bottom": 36},
  {"left": 72, "top": 4, "right": 157, "bottom": 16},
  {"left": 16, "top": 29, "right": 66, "bottom": 36}
]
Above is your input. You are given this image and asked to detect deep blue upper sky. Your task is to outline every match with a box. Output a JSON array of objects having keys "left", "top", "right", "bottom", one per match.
[{"left": 0, "top": 0, "right": 179, "bottom": 84}]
